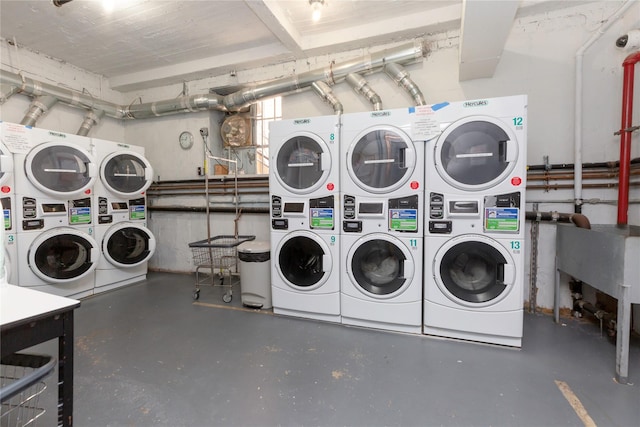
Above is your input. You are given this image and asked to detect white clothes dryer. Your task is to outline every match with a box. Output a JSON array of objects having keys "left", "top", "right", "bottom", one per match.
[
  {"left": 341, "top": 107, "right": 425, "bottom": 200},
  {"left": 341, "top": 195, "right": 422, "bottom": 334},
  {"left": 271, "top": 225, "right": 341, "bottom": 323},
  {"left": 10, "top": 126, "right": 97, "bottom": 200},
  {"left": 423, "top": 233, "right": 524, "bottom": 347},
  {"left": 269, "top": 115, "right": 340, "bottom": 198},
  {"left": 426, "top": 95, "right": 527, "bottom": 196}
]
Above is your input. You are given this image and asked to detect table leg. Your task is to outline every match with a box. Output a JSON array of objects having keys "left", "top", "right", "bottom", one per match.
[
  {"left": 554, "top": 258, "right": 560, "bottom": 323},
  {"left": 58, "top": 311, "right": 74, "bottom": 427},
  {"left": 616, "top": 285, "right": 631, "bottom": 384}
]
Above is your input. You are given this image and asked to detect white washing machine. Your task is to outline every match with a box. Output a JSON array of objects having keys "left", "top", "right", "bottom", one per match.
[
  {"left": 9, "top": 126, "right": 97, "bottom": 200},
  {"left": 423, "top": 233, "right": 524, "bottom": 347},
  {"left": 341, "top": 195, "right": 423, "bottom": 334},
  {"left": 92, "top": 138, "right": 155, "bottom": 292},
  {"left": 426, "top": 95, "right": 527, "bottom": 196},
  {"left": 16, "top": 198, "right": 98, "bottom": 298},
  {"left": 341, "top": 107, "right": 426, "bottom": 202},
  {"left": 270, "top": 193, "right": 340, "bottom": 323},
  {"left": 269, "top": 114, "right": 340, "bottom": 199}
]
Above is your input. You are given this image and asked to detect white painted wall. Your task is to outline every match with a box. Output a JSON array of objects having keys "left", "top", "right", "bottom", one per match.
[{"left": 1, "top": 2, "right": 638, "bottom": 318}]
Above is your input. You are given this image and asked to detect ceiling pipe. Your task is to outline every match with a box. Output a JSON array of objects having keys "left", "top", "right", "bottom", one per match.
[
  {"left": 20, "top": 95, "right": 58, "bottom": 126},
  {"left": 573, "top": 0, "right": 635, "bottom": 214},
  {"left": 617, "top": 50, "right": 640, "bottom": 225},
  {"left": 52, "top": 0, "right": 74, "bottom": 7},
  {"left": 0, "top": 84, "right": 19, "bottom": 104},
  {"left": 77, "top": 109, "right": 105, "bottom": 136},
  {"left": 0, "top": 40, "right": 426, "bottom": 119},
  {"left": 383, "top": 62, "right": 426, "bottom": 106},
  {"left": 345, "top": 73, "right": 383, "bottom": 111},
  {"left": 310, "top": 81, "right": 343, "bottom": 115}
]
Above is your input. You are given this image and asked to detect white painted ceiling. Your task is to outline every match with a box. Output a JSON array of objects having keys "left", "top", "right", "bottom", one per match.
[{"left": 0, "top": 0, "right": 588, "bottom": 92}]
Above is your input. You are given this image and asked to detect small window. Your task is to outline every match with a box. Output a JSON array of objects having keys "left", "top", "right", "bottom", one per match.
[{"left": 253, "top": 97, "right": 282, "bottom": 174}]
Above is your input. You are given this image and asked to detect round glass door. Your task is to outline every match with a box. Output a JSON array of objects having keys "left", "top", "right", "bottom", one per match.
[
  {"left": 274, "top": 133, "right": 330, "bottom": 194},
  {"left": 435, "top": 235, "right": 515, "bottom": 307},
  {"left": 103, "top": 224, "right": 156, "bottom": 268},
  {"left": 100, "top": 151, "right": 153, "bottom": 198},
  {"left": 30, "top": 229, "right": 99, "bottom": 283},
  {"left": 25, "top": 142, "right": 97, "bottom": 198},
  {"left": 347, "top": 126, "right": 415, "bottom": 194},
  {"left": 434, "top": 116, "right": 518, "bottom": 191},
  {"left": 276, "top": 232, "right": 331, "bottom": 290},
  {"left": 348, "top": 234, "right": 414, "bottom": 298}
]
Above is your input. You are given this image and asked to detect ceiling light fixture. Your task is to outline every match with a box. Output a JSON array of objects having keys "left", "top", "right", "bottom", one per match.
[{"left": 309, "top": 0, "right": 325, "bottom": 22}]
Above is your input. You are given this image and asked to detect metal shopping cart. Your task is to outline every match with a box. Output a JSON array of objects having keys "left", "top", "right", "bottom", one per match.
[
  {"left": 189, "top": 235, "right": 255, "bottom": 302},
  {"left": 0, "top": 353, "right": 56, "bottom": 427}
]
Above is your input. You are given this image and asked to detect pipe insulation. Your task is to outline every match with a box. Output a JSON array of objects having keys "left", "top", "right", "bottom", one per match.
[
  {"left": 0, "top": 40, "right": 427, "bottom": 119},
  {"left": 310, "top": 81, "right": 343, "bottom": 114},
  {"left": 20, "top": 95, "right": 58, "bottom": 126},
  {"left": 345, "top": 73, "right": 383, "bottom": 111},
  {"left": 383, "top": 62, "right": 426, "bottom": 105}
]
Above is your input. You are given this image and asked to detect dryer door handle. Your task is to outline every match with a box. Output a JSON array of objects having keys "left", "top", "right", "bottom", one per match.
[
  {"left": 87, "top": 162, "right": 98, "bottom": 178},
  {"left": 90, "top": 246, "right": 100, "bottom": 264},
  {"left": 320, "top": 152, "right": 330, "bottom": 171},
  {"left": 503, "top": 139, "right": 517, "bottom": 163},
  {"left": 502, "top": 263, "right": 515, "bottom": 285},
  {"left": 0, "top": 154, "right": 13, "bottom": 173},
  {"left": 322, "top": 254, "right": 332, "bottom": 272}
]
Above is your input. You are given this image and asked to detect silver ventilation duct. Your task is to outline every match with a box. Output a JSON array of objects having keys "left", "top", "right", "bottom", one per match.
[
  {"left": 21, "top": 95, "right": 58, "bottom": 126},
  {"left": 0, "top": 39, "right": 427, "bottom": 123},
  {"left": 77, "top": 109, "right": 105, "bottom": 136},
  {"left": 345, "top": 73, "right": 382, "bottom": 111},
  {"left": 311, "top": 81, "right": 343, "bottom": 114},
  {"left": 384, "top": 62, "right": 426, "bottom": 106},
  {"left": 0, "top": 84, "right": 19, "bottom": 104}
]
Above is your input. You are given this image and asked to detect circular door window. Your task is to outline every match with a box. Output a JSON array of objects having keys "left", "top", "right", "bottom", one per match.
[
  {"left": 347, "top": 126, "right": 416, "bottom": 194},
  {"left": 348, "top": 234, "right": 414, "bottom": 299},
  {"left": 434, "top": 116, "right": 518, "bottom": 191},
  {"left": 103, "top": 224, "right": 156, "bottom": 268},
  {"left": 0, "top": 142, "right": 14, "bottom": 190},
  {"left": 30, "top": 228, "right": 99, "bottom": 283},
  {"left": 434, "top": 235, "right": 515, "bottom": 307},
  {"left": 276, "top": 232, "right": 331, "bottom": 290},
  {"left": 100, "top": 151, "right": 153, "bottom": 198},
  {"left": 274, "top": 133, "right": 330, "bottom": 194},
  {"left": 25, "top": 142, "right": 97, "bottom": 198}
]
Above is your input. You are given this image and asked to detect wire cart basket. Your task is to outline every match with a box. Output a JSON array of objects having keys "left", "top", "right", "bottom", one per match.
[
  {"left": 1, "top": 353, "right": 56, "bottom": 427},
  {"left": 189, "top": 235, "right": 255, "bottom": 302}
]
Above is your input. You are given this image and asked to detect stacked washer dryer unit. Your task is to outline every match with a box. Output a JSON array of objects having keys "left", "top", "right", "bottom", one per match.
[
  {"left": 424, "top": 95, "right": 527, "bottom": 347},
  {"left": 10, "top": 125, "right": 100, "bottom": 298},
  {"left": 0, "top": 122, "right": 17, "bottom": 284},
  {"left": 340, "top": 108, "right": 425, "bottom": 334},
  {"left": 92, "top": 138, "right": 155, "bottom": 294},
  {"left": 269, "top": 115, "right": 341, "bottom": 323}
]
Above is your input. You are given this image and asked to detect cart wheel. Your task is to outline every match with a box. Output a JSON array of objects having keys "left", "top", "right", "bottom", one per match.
[
  {"left": 223, "top": 293, "right": 232, "bottom": 303},
  {"left": 193, "top": 290, "right": 200, "bottom": 300}
]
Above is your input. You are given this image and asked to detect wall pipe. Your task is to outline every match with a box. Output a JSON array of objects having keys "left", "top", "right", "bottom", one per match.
[
  {"left": 345, "top": 73, "right": 383, "bottom": 110},
  {"left": 383, "top": 62, "right": 426, "bottom": 105},
  {"left": 77, "top": 109, "right": 105, "bottom": 136},
  {"left": 617, "top": 50, "right": 640, "bottom": 225},
  {"left": 310, "top": 81, "right": 343, "bottom": 114},
  {"left": 573, "top": 0, "right": 635, "bottom": 214},
  {"left": 525, "top": 211, "right": 591, "bottom": 229},
  {"left": 20, "top": 95, "right": 58, "bottom": 126}
]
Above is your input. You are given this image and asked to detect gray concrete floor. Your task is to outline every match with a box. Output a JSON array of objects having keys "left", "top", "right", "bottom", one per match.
[{"left": 28, "top": 271, "right": 640, "bottom": 426}]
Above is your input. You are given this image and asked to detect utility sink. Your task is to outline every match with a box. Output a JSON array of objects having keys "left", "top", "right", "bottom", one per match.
[{"left": 555, "top": 224, "right": 640, "bottom": 384}]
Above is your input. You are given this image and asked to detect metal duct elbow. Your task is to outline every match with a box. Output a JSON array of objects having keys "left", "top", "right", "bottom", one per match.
[
  {"left": 0, "top": 84, "right": 19, "bottom": 104},
  {"left": 77, "top": 109, "right": 105, "bottom": 136},
  {"left": 384, "top": 62, "right": 426, "bottom": 106},
  {"left": 21, "top": 95, "right": 58, "bottom": 126},
  {"left": 346, "top": 73, "right": 382, "bottom": 111},
  {"left": 311, "top": 81, "right": 343, "bottom": 115}
]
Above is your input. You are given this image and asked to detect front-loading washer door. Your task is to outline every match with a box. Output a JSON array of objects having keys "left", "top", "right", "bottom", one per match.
[
  {"left": 100, "top": 151, "right": 153, "bottom": 198},
  {"left": 0, "top": 142, "right": 14, "bottom": 191},
  {"left": 274, "top": 133, "right": 331, "bottom": 195},
  {"left": 28, "top": 228, "right": 99, "bottom": 283},
  {"left": 434, "top": 116, "right": 519, "bottom": 191},
  {"left": 103, "top": 223, "right": 156, "bottom": 268},
  {"left": 276, "top": 231, "right": 331, "bottom": 291},
  {"left": 434, "top": 235, "right": 515, "bottom": 307},
  {"left": 348, "top": 233, "right": 414, "bottom": 299},
  {"left": 25, "top": 142, "right": 97, "bottom": 198},
  {"left": 347, "top": 126, "right": 416, "bottom": 194}
]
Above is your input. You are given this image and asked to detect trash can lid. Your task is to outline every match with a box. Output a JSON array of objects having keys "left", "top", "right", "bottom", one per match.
[{"left": 238, "top": 240, "right": 270, "bottom": 254}]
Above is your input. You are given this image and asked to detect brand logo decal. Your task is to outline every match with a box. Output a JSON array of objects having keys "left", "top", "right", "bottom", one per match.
[
  {"left": 294, "top": 119, "right": 310, "bottom": 125},
  {"left": 463, "top": 100, "right": 488, "bottom": 108},
  {"left": 371, "top": 111, "right": 391, "bottom": 117},
  {"left": 49, "top": 131, "right": 66, "bottom": 138}
]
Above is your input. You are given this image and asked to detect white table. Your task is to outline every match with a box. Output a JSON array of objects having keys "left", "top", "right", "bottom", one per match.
[{"left": 1, "top": 285, "right": 80, "bottom": 427}]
